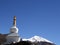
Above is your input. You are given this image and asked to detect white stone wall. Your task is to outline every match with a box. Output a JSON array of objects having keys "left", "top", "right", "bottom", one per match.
[{"left": 6, "top": 36, "right": 20, "bottom": 44}]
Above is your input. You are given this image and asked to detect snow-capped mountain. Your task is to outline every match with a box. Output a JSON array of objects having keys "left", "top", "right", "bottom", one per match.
[{"left": 22, "top": 36, "right": 53, "bottom": 43}]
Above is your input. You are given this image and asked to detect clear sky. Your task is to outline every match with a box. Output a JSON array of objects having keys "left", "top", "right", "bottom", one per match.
[{"left": 0, "top": 0, "right": 60, "bottom": 45}]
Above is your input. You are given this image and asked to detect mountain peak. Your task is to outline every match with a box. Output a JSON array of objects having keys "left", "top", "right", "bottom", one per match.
[{"left": 23, "top": 35, "right": 53, "bottom": 43}]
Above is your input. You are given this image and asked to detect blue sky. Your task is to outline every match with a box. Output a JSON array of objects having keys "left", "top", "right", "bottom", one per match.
[{"left": 0, "top": 0, "right": 60, "bottom": 45}]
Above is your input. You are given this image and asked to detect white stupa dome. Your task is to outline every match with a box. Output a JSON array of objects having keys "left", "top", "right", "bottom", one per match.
[
  {"left": 4, "top": 16, "right": 21, "bottom": 44},
  {"left": 10, "top": 26, "right": 18, "bottom": 33}
]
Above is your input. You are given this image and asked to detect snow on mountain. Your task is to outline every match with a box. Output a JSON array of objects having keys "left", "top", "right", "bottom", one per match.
[{"left": 22, "top": 36, "right": 53, "bottom": 43}]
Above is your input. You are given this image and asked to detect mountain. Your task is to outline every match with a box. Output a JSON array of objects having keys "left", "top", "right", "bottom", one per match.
[
  {"left": 22, "top": 36, "right": 53, "bottom": 43},
  {"left": 6, "top": 36, "right": 55, "bottom": 45}
]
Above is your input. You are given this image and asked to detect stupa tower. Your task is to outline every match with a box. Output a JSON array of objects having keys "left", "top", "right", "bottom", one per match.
[
  {"left": 5, "top": 16, "right": 20, "bottom": 44},
  {"left": 10, "top": 16, "right": 18, "bottom": 33}
]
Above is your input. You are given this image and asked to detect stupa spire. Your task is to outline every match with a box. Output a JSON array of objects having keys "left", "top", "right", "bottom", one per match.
[{"left": 13, "top": 16, "right": 16, "bottom": 26}]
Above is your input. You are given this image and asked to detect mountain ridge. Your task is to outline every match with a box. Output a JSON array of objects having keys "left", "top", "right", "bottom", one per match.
[{"left": 22, "top": 35, "right": 53, "bottom": 43}]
